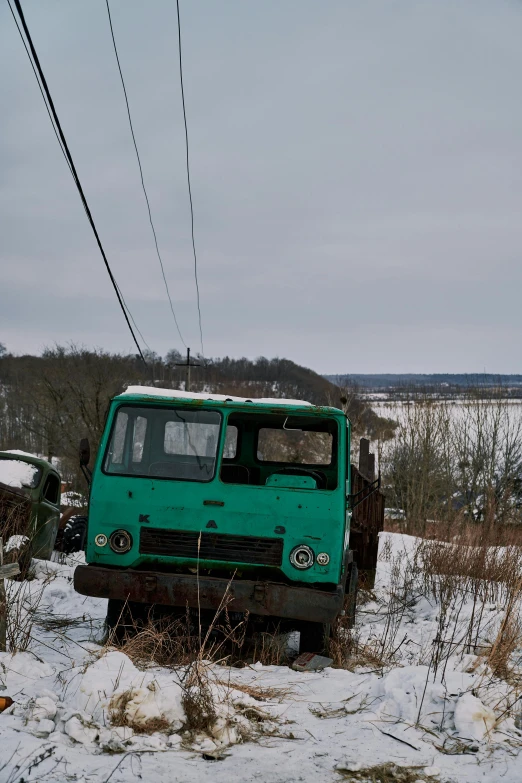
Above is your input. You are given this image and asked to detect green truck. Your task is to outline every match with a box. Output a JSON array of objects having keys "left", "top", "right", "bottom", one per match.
[
  {"left": 0, "top": 451, "right": 62, "bottom": 564},
  {"left": 74, "top": 387, "right": 383, "bottom": 651}
]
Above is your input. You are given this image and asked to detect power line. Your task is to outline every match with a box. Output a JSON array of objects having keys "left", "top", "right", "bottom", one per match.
[
  {"left": 116, "top": 282, "right": 152, "bottom": 355},
  {"left": 10, "top": 0, "right": 147, "bottom": 364},
  {"left": 176, "top": 0, "right": 204, "bottom": 359},
  {"left": 9, "top": 0, "right": 152, "bottom": 361},
  {"left": 105, "top": 0, "right": 187, "bottom": 350}
]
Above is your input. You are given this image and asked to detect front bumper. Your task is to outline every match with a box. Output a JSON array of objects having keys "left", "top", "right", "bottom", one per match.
[{"left": 74, "top": 564, "right": 344, "bottom": 624}]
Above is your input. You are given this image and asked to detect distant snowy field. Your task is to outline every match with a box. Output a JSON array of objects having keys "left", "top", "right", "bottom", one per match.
[
  {"left": 371, "top": 398, "right": 522, "bottom": 425},
  {"left": 0, "top": 534, "right": 521, "bottom": 783}
]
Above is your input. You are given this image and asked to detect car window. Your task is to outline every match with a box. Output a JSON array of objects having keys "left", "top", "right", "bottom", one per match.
[{"left": 43, "top": 473, "right": 60, "bottom": 505}]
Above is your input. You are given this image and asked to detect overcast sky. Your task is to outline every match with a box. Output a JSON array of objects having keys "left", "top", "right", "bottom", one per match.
[{"left": 1, "top": 0, "right": 522, "bottom": 374}]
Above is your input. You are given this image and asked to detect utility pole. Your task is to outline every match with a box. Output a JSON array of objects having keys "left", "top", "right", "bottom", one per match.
[{"left": 175, "top": 347, "right": 200, "bottom": 392}]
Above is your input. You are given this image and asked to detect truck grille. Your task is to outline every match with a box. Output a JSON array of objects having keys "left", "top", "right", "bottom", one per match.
[{"left": 140, "top": 528, "right": 283, "bottom": 566}]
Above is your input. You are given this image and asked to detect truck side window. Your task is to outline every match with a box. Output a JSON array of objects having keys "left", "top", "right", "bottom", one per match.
[
  {"left": 257, "top": 428, "right": 333, "bottom": 465},
  {"left": 110, "top": 411, "right": 128, "bottom": 464},
  {"left": 132, "top": 416, "right": 147, "bottom": 463},
  {"left": 43, "top": 473, "right": 60, "bottom": 505},
  {"left": 223, "top": 425, "right": 238, "bottom": 459}
]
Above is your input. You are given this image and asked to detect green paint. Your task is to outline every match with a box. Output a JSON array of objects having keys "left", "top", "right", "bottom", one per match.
[{"left": 86, "top": 391, "right": 352, "bottom": 587}]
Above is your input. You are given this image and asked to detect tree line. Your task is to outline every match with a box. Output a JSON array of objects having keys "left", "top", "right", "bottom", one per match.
[
  {"left": 381, "top": 393, "right": 522, "bottom": 530},
  {"left": 0, "top": 344, "right": 395, "bottom": 492}
]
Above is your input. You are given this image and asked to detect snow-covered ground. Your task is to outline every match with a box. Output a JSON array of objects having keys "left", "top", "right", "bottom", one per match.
[
  {"left": 371, "top": 398, "right": 522, "bottom": 427},
  {"left": 0, "top": 534, "right": 521, "bottom": 783}
]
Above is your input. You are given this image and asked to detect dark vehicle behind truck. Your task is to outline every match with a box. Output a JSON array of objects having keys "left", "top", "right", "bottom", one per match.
[{"left": 0, "top": 451, "right": 61, "bottom": 562}]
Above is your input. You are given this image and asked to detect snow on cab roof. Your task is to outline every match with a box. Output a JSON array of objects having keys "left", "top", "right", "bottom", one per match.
[{"left": 120, "top": 386, "right": 313, "bottom": 406}]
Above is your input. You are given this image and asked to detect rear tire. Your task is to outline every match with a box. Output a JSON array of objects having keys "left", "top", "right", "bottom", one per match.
[
  {"left": 345, "top": 561, "right": 359, "bottom": 629},
  {"left": 61, "top": 516, "right": 87, "bottom": 554}
]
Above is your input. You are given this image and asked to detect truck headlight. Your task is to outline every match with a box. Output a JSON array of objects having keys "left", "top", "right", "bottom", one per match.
[
  {"left": 95, "top": 534, "right": 108, "bottom": 547},
  {"left": 317, "top": 552, "right": 330, "bottom": 565},
  {"left": 289, "top": 545, "right": 314, "bottom": 570},
  {"left": 109, "top": 529, "right": 133, "bottom": 554}
]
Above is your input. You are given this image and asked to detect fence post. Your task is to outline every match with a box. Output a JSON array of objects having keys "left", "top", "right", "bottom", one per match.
[{"left": 359, "top": 437, "right": 370, "bottom": 477}]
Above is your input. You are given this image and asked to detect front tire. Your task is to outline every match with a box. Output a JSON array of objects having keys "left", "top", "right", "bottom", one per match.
[{"left": 61, "top": 516, "right": 87, "bottom": 554}]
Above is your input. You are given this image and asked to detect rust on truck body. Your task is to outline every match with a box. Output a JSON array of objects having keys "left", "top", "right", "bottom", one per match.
[{"left": 74, "top": 563, "right": 344, "bottom": 624}]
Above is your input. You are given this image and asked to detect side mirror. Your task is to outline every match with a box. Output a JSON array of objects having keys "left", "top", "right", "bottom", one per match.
[{"left": 79, "top": 438, "right": 91, "bottom": 467}]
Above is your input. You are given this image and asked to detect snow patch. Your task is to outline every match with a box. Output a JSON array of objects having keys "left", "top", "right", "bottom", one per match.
[
  {"left": 120, "top": 385, "right": 313, "bottom": 406},
  {"left": 61, "top": 491, "right": 85, "bottom": 507},
  {"left": 0, "top": 457, "right": 39, "bottom": 488},
  {"left": 454, "top": 692, "right": 496, "bottom": 741},
  {"left": 5, "top": 535, "right": 29, "bottom": 552}
]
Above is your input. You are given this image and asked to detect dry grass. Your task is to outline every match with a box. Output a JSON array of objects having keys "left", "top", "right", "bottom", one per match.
[
  {"left": 416, "top": 534, "right": 522, "bottom": 688},
  {"left": 362, "top": 531, "right": 522, "bottom": 730},
  {"left": 179, "top": 660, "right": 288, "bottom": 747},
  {"left": 215, "top": 678, "right": 292, "bottom": 702},
  {"left": 419, "top": 533, "right": 522, "bottom": 597},
  {"left": 107, "top": 597, "right": 293, "bottom": 747},
  {"left": 102, "top": 580, "right": 290, "bottom": 744},
  {"left": 113, "top": 611, "right": 200, "bottom": 668},
  {"left": 309, "top": 689, "right": 368, "bottom": 720},
  {"left": 248, "top": 627, "right": 290, "bottom": 667},
  {"left": 328, "top": 620, "right": 389, "bottom": 671},
  {"left": 0, "top": 499, "right": 31, "bottom": 551},
  {"left": 326, "top": 523, "right": 522, "bottom": 741},
  {"left": 327, "top": 542, "right": 423, "bottom": 672},
  {"left": 337, "top": 762, "right": 436, "bottom": 782},
  {"left": 180, "top": 660, "right": 218, "bottom": 735},
  {"left": 114, "top": 576, "right": 281, "bottom": 744},
  {"left": 5, "top": 567, "right": 57, "bottom": 652},
  {"left": 385, "top": 516, "right": 522, "bottom": 548},
  {"left": 111, "top": 608, "right": 256, "bottom": 670},
  {"left": 108, "top": 689, "right": 172, "bottom": 735},
  {"left": 486, "top": 588, "right": 522, "bottom": 680},
  {"left": 328, "top": 540, "right": 425, "bottom": 672},
  {"left": 0, "top": 505, "right": 63, "bottom": 652},
  {"left": 35, "top": 612, "right": 87, "bottom": 632}
]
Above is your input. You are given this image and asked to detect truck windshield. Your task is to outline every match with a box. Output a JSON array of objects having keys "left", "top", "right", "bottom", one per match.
[
  {"left": 104, "top": 405, "right": 221, "bottom": 482},
  {"left": 220, "top": 413, "right": 339, "bottom": 490}
]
